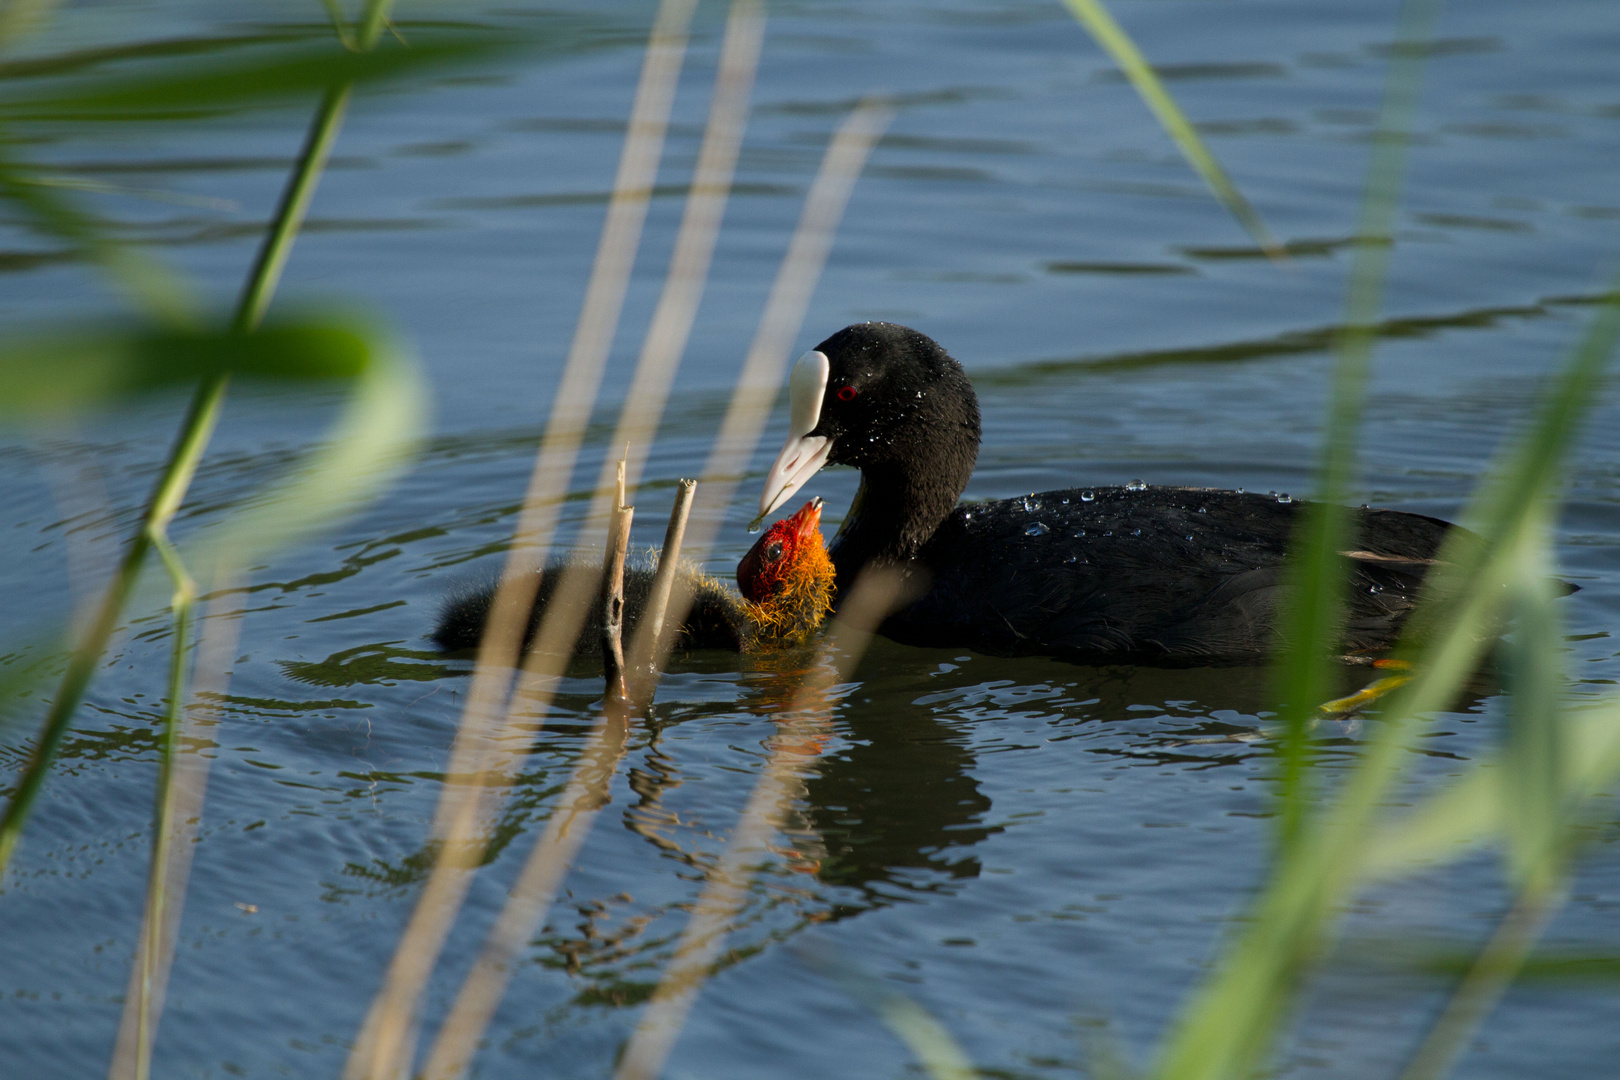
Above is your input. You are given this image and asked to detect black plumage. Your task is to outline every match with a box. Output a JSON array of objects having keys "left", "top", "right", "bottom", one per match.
[
  {"left": 432, "top": 560, "right": 746, "bottom": 656},
  {"left": 760, "top": 322, "right": 1475, "bottom": 663}
]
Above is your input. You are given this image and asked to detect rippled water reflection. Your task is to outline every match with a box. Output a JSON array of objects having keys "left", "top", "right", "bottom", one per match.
[{"left": 3, "top": 0, "right": 1620, "bottom": 1077}]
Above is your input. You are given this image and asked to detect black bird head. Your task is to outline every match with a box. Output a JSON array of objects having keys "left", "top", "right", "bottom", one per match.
[{"left": 759, "top": 323, "right": 981, "bottom": 539}]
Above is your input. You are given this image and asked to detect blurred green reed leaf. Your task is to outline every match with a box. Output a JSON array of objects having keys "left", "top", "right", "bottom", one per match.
[
  {"left": 0, "top": 29, "right": 520, "bottom": 123},
  {"left": 1059, "top": 0, "right": 1283, "bottom": 262},
  {"left": 1500, "top": 517, "right": 1569, "bottom": 889},
  {"left": 1361, "top": 700, "right": 1620, "bottom": 882},
  {"left": 0, "top": 317, "right": 376, "bottom": 418},
  {"left": 1152, "top": 271, "right": 1620, "bottom": 1080},
  {"left": 0, "top": 149, "right": 196, "bottom": 324},
  {"left": 196, "top": 325, "right": 426, "bottom": 568},
  {"left": 801, "top": 949, "right": 979, "bottom": 1080},
  {"left": 1409, "top": 948, "right": 1620, "bottom": 983}
]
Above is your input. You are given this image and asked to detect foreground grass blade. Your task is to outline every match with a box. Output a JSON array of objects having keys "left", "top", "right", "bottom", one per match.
[
  {"left": 342, "top": 3, "right": 698, "bottom": 1076},
  {"left": 803, "top": 950, "right": 978, "bottom": 1080},
  {"left": 0, "top": 150, "right": 195, "bottom": 324},
  {"left": 1269, "top": 0, "right": 1446, "bottom": 855},
  {"left": 0, "top": 30, "right": 515, "bottom": 123},
  {"left": 614, "top": 570, "right": 909, "bottom": 1080},
  {"left": 1059, "top": 0, "right": 1283, "bottom": 261},
  {"left": 1361, "top": 697, "right": 1620, "bottom": 881},
  {"left": 1151, "top": 260, "right": 1620, "bottom": 1080},
  {"left": 0, "top": 0, "right": 392, "bottom": 881}
]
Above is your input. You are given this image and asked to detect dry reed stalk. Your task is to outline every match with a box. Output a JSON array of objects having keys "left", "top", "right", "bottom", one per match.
[
  {"left": 505, "top": 0, "right": 768, "bottom": 740},
  {"left": 415, "top": 480, "right": 693, "bottom": 1080},
  {"left": 596, "top": 0, "right": 765, "bottom": 505},
  {"left": 409, "top": 104, "right": 891, "bottom": 1074},
  {"left": 638, "top": 99, "right": 893, "bottom": 682},
  {"left": 601, "top": 458, "right": 634, "bottom": 717},
  {"left": 630, "top": 477, "right": 696, "bottom": 699},
  {"left": 613, "top": 569, "right": 910, "bottom": 1080},
  {"left": 341, "top": 3, "right": 698, "bottom": 1077},
  {"left": 107, "top": 581, "right": 243, "bottom": 1080}
]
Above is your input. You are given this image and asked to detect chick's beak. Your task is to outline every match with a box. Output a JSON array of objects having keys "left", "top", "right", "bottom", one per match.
[
  {"left": 760, "top": 350, "right": 832, "bottom": 517},
  {"left": 788, "top": 496, "right": 823, "bottom": 544}
]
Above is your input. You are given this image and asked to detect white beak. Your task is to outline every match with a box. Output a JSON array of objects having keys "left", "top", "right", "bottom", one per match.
[{"left": 759, "top": 349, "right": 833, "bottom": 517}]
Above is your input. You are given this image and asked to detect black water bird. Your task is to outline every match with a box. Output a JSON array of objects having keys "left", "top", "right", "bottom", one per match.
[{"left": 757, "top": 322, "right": 1471, "bottom": 664}]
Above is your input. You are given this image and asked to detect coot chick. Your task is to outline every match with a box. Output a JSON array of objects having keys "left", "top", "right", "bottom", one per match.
[
  {"left": 758, "top": 322, "right": 1463, "bottom": 664},
  {"left": 434, "top": 498, "right": 834, "bottom": 656}
]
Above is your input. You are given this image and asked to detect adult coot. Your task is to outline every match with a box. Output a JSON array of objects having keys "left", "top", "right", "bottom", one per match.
[
  {"left": 758, "top": 322, "right": 1460, "bottom": 663},
  {"left": 435, "top": 498, "right": 834, "bottom": 656}
]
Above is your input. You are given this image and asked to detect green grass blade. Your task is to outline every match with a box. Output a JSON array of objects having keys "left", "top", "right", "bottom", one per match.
[
  {"left": 1270, "top": 0, "right": 1445, "bottom": 857},
  {"left": 0, "top": 146, "right": 195, "bottom": 324},
  {"left": 805, "top": 951, "right": 979, "bottom": 1080},
  {"left": 132, "top": 531, "right": 196, "bottom": 1080},
  {"left": 1152, "top": 263, "right": 1620, "bottom": 1079},
  {"left": 0, "top": 319, "right": 373, "bottom": 417},
  {"left": 197, "top": 327, "right": 426, "bottom": 570},
  {"left": 1362, "top": 697, "right": 1620, "bottom": 880},
  {"left": 0, "top": 0, "right": 399, "bottom": 880},
  {"left": 0, "top": 30, "right": 516, "bottom": 123},
  {"left": 1059, "top": 0, "right": 1283, "bottom": 261},
  {"left": 1500, "top": 516, "right": 1568, "bottom": 889}
]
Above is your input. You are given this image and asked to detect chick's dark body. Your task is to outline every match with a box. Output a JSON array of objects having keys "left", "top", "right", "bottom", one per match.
[{"left": 880, "top": 486, "right": 1451, "bottom": 663}]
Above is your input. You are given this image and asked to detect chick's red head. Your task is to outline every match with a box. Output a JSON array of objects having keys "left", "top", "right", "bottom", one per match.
[{"left": 737, "top": 497, "right": 825, "bottom": 603}]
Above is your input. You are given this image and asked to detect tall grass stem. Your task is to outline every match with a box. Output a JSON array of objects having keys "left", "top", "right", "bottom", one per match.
[
  {"left": 342, "top": 4, "right": 697, "bottom": 1075},
  {"left": 1272, "top": 0, "right": 1446, "bottom": 857},
  {"left": 613, "top": 569, "right": 908, "bottom": 1080}
]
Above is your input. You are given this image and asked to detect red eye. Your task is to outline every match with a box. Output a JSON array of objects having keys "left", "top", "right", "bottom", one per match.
[{"left": 837, "top": 385, "right": 857, "bottom": 402}]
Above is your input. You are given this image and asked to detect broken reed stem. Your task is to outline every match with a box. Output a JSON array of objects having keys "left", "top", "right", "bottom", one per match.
[
  {"left": 601, "top": 459, "right": 633, "bottom": 719},
  {"left": 427, "top": 113, "right": 890, "bottom": 1072},
  {"left": 613, "top": 569, "right": 910, "bottom": 1080},
  {"left": 650, "top": 99, "right": 893, "bottom": 679},
  {"left": 341, "top": 3, "right": 697, "bottom": 1077},
  {"left": 629, "top": 478, "right": 697, "bottom": 703}
]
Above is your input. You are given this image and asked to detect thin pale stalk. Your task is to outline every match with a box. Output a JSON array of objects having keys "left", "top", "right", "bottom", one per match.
[
  {"left": 803, "top": 952, "right": 979, "bottom": 1080},
  {"left": 1272, "top": 0, "right": 1446, "bottom": 856},
  {"left": 589, "top": 0, "right": 764, "bottom": 513},
  {"left": 418, "top": 708, "right": 632, "bottom": 1080},
  {"left": 614, "top": 570, "right": 906, "bottom": 1080},
  {"left": 342, "top": 4, "right": 696, "bottom": 1076},
  {"left": 130, "top": 535, "right": 195, "bottom": 1080},
  {"left": 653, "top": 100, "right": 892, "bottom": 674},
  {"left": 1059, "top": 0, "right": 1283, "bottom": 261},
  {"left": 0, "top": 26, "right": 372, "bottom": 879},
  {"left": 601, "top": 461, "right": 633, "bottom": 716},
  {"left": 424, "top": 97, "right": 894, "bottom": 1062},
  {"left": 1395, "top": 882, "right": 1564, "bottom": 1080},
  {"left": 628, "top": 478, "right": 696, "bottom": 703},
  {"left": 108, "top": 580, "right": 242, "bottom": 1080}
]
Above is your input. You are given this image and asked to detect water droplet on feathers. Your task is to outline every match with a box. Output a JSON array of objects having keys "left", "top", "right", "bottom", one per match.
[
  {"left": 1080, "top": 490, "right": 1095, "bottom": 502},
  {"left": 1026, "top": 522, "right": 1049, "bottom": 537},
  {"left": 1126, "top": 479, "right": 1147, "bottom": 491},
  {"left": 1020, "top": 496, "right": 1041, "bottom": 512},
  {"left": 1276, "top": 493, "right": 1292, "bottom": 504}
]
